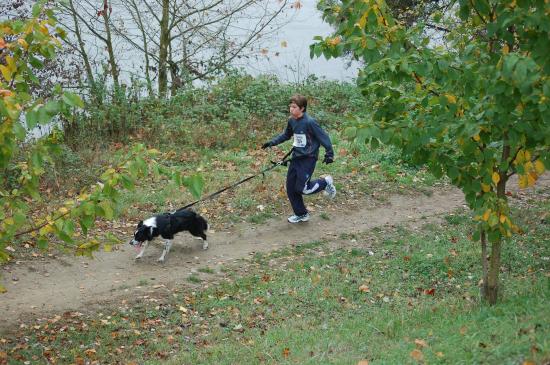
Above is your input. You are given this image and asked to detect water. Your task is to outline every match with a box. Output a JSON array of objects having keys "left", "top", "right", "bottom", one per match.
[{"left": 236, "top": 0, "right": 360, "bottom": 82}]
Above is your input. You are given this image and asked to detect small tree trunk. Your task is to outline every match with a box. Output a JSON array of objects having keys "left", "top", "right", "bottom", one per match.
[
  {"left": 486, "top": 239, "right": 502, "bottom": 304},
  {"left": 483, "top": 136, "right": 510, "bottom": 305},
  {"left": 158, "top": 0, "right": 170, "bottom": 98},
  {"left": 129, "top": 0, "right": 153, "bottom": 97},
  {"left": 101, "top": 0, "right": 120, "bottom": 93},
  {"left": 480, "top": 228, "right": 489, "bottom": 299},
  {"left": 68, "top": 0, "right": 101, "bottom": 104}
]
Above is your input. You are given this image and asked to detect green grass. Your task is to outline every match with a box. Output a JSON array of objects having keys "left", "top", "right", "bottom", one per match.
[
  {"left": 3, "top": 198, "right": 548, "bottom": 365},
  {"left": 198, "top": 267, "right": 215, "bottom": 274},
  {"left": 187, "top": 274, "right": 202, "bottom": 283}
]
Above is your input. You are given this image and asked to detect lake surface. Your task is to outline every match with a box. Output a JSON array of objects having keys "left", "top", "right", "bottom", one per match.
[{"left": 240, "top": 0, "right": 360, "bottom": 82}]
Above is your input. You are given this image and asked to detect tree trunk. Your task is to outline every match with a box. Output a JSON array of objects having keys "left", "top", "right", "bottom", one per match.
[
  {"left": 129, "top": 0, "right": 153, "bottom": 97},
  {"left": 68, "top": 0, "right": 101, "bottom": 104},
  {"left": 480, "top": 228, "right": 489, "bottom": 299},
  {"left": 486, "top": 239, "right": 502, "bottom": 305},
  {"left": 101, "top": 0, "right": 120, "bottom": 93},
  {"left": 483, "top": 136, "right": 510, "bottom": 304},
  {"left": 158, "top": 0, "right": 170, "bottom": 98}
]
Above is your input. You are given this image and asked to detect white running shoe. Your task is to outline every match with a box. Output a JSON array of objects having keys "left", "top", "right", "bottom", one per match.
[
  {"left": 324, "top": 175, "right": 336, "bottom": 198},
  {"left": 287, "top": 213, "right": 310, "bottom": 223}
]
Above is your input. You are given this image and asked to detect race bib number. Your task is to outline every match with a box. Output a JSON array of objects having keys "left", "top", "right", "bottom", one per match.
[{"left": 293, "top": 133, "right": 307, "bottom": 148}]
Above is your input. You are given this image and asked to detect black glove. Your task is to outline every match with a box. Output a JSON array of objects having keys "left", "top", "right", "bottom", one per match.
[
  {"left": 261, "top": 142, "right": 272, "bottom": 149},
  {"left": 323, "top": 155, "right": 334, "bottom": 164}
]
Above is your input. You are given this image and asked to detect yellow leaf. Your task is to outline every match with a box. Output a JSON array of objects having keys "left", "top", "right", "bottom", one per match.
[
  {"left": 0, "top": 89, "right": 13, "bottom": 97},
  {"left": 0, "top": 65, "right": 12, "bottom": 82},
  {"left": 514, "top": 150, "right": 525, "bottom": 164},
  {"left": 328, "top": 36, "right": 341, "bottom": 46},
  {"left": 527, "top": 171, "right": 537, "bottom": 187},
  {"left": 482, "top": 209, "right": 491, "bottom": 221},
  {"left": 499, "top": 214, "right": 506, "bottom": 223},
  {"left": 104, "top": 244, "right": 112, "bottom": 252},
  {"left": 281, "top": 40, "right": 288, "bottom": 48},
  {"left": 357, "top": 12, "right": 368, "bottom": 28},
  {"left": 481, "top": 183, "right": 491, "bottom": 192},
  {"left": 502, "top": 44, "right": 509, "bottom": 54},
  {"left": 17, "top": 38, "right": 28, "bottom": 49},
  {"left": 445, "top": 94, "right": 457, "bottom": 104},
  {"left": 518, "top": 174, "right": 528, "bottom": 189},
  {"left": 492, "top": 172, "right": 500, "bottom": 185},
  {"left": 473, "top": 134, "right": 480, "bottom": 142},
  {"left": 534, "top": 160, "right": 545, "bottom": 174},
  {"left": 0, "top": 284, "right": 6, "bottom": 293},
  {"left": 524, "top": 150, "right": 531, "bottom": 161},
  {"left": 5, "top": 56, "right": 16, "bottom": 72}
]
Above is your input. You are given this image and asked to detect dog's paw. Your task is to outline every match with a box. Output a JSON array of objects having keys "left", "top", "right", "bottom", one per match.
[
  {"left": 135, "top": 255, "right": 143, "bottom": 260},
  {"left": 202, "top": 241, "right": 209, "bottom": 250},
  {"left": 157, "top": 257, "right": 165, "bottom": 263}
]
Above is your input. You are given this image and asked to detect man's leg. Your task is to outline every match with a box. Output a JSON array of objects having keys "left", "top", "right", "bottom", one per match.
[
  {"left": 296, "top": 158, "right": 327, "bottom": 196},
  {"left": 286, "top": 161, "right": 308, "bottom": 216}
]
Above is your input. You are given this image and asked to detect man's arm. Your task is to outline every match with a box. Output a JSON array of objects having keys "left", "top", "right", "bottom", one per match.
[{"left": 310, "top": 120, "right": 334, "bottom": 159}]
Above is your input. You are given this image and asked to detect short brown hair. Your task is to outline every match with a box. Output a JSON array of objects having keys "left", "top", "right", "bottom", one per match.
[{"left": 289, "top": 94, "right": 307, "bottom": 112}]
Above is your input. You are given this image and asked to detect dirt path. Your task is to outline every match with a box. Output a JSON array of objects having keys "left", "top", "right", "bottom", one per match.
[
  {"left": 0, "top": 187, "right": 465, "bottom": 328},
  {"left": 1, "top": 175, "right": 547, "bottom": 330}
]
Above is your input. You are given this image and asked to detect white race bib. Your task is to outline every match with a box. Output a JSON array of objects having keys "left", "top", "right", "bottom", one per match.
[{"left": 293, "top": 133, "right": 307, "bottom": 148}]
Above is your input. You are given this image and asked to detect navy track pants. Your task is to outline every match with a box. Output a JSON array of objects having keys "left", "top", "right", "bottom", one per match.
[{"left": 286, "top": 157, "right": 328, "bottom": 216}]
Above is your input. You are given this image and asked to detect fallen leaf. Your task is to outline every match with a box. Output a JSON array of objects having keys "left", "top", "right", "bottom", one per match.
[
  {"left": 414, "top": 339, "right": 428, "bottom": 348},
  {"left": 424, "top": 288, "right": 435, "bottom": 296},
  {"left": 283, "top": 347, "right": 290, "bottom": 358},
  {"left": 358, "top": 284, "right": 370, "bottom": 293},
  {"left": 410, "top": 349, "right": 424, "bottom": 361}
]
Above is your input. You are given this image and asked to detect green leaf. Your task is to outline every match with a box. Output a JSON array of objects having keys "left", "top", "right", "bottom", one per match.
[
  {"left": 62, "top": 92, "right": 84, "bottom": 108},
  {"left": 183, "top": 174, "right": 204, "bottom": 200},
  {"left": 32, "top": 3, "right": 41, "bottom": 17},
  {"left": 98, "top": 201, "right": 114, "bottom": 220},
  {"left": 26, "top": 110, "right": 39, "bottom": 129},
  {"left": 37, "top": 237, "right": 48, "bottom": 249}
]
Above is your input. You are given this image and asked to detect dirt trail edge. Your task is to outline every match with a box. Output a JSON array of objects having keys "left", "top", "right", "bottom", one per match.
[{"left": 0, "top": 186, "right": 469, "bottom": 329}]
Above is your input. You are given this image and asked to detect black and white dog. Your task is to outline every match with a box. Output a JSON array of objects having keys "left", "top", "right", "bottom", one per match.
[{"left": 129, "top": 209, "right": 208, "bottom": 262}]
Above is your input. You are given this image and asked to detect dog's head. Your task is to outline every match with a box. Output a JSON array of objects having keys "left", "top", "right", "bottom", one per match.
[
  {"left": 129, "top": 220, "right": 154, "bottom": 247},
  {"left": 190, "top": 212, "right": 208, "bottom": 241}
]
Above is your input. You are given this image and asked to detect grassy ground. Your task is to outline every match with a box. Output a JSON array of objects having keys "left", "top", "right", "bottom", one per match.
[{"left": 2, "top": 192, "right": 548, "bottom": 364}]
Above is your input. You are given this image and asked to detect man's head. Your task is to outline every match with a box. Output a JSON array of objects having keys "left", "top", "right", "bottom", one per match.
[{"left": 289, "top": 94, "right": 307, "bottom": 118}]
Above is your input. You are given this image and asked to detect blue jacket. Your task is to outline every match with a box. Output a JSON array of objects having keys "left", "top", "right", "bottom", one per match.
[{"left": 268, "top": 113, "right": 334, "bottom": 160}]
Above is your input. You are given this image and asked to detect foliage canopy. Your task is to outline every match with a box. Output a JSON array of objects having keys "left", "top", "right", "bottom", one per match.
[{"left": 313, "top": 0, "right": 549, "bottom": 303}]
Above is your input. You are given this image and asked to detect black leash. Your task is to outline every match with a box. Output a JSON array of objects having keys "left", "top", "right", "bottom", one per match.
[{"left": 176, "top": 148, "right": 294, "bottom": 211}]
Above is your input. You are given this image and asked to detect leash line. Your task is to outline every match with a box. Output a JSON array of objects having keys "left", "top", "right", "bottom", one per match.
[{"left": 176, "top": 148, "right": 294, "bottom": 211}]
